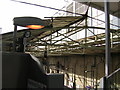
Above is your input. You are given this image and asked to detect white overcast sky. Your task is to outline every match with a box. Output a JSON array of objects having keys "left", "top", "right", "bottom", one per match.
[{"left": 0, "top": 0, "right": 72, "bottom": 34}]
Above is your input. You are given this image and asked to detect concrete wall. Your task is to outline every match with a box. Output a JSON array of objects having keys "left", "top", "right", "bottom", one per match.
[{"left": 39, "top": 53, "right": 120, "bottom": 89}]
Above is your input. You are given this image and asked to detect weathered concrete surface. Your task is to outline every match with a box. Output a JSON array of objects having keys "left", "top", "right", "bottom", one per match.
[{"left": 39, "top": 53, "right": 120, "bottom": 88}]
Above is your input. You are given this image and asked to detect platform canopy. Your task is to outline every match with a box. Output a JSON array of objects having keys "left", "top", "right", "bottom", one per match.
[
  {"left": 2, "top": 1, "right": 120, "bottom": 56},
  {"left": 2, "top": 16, "right": 85, "bottom": 45}
]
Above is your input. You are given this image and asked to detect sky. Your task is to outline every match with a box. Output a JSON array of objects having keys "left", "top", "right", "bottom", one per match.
[{"left": 0, "top": 0, "right": 72, "bottom": 34}]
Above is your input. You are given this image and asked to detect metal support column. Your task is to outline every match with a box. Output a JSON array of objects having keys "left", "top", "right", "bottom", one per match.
[
  {"left": 13, "top": 25, "right": 17, "bottom": 52},
  {"left": 104, "top": 0, "right": 111, "bottom": 76},
  {"left": 0, "top": 57, "right": 1, "bottom": 90}
]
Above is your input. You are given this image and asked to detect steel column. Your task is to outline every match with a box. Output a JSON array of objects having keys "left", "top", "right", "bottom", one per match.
[{"left": 104, "top": 0, "right": 111, "bottom": 76}]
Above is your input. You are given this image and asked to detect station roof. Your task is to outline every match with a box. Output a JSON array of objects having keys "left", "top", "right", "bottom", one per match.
[
  {"left": 2, "top": 16, "right": 85, "bottom": 45},
  {"left": 2, "top": 1, "right": 120, "bottom": 56},
  {"left": 74, "top": 1, "right": 120, "bottom": 18}
]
